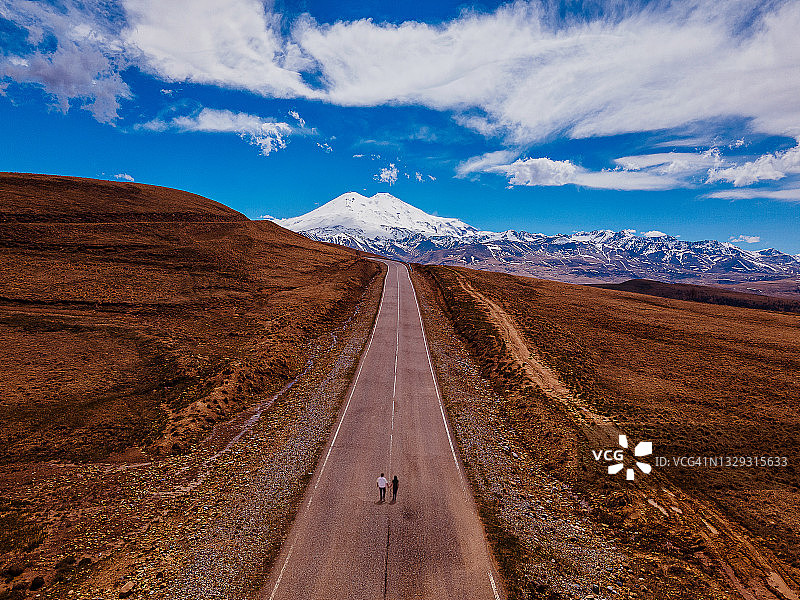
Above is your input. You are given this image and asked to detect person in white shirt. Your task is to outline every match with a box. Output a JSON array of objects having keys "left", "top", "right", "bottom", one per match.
[{"left": 377, "top": 473, "right": 388, "bottom": 502}]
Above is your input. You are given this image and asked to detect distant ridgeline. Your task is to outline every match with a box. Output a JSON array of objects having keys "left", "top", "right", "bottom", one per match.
[{"left": 592, "top": 279, "right": 800, "bottom": 313}]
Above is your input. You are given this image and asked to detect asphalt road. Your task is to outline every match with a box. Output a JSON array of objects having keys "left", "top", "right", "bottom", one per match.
[{"left": 260, "top": 260, "right": 503, "bottom": 600}]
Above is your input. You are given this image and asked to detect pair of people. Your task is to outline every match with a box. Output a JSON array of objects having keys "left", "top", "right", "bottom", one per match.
[{"left": 376, "top": 473, "right": 398, "bottom": 502}]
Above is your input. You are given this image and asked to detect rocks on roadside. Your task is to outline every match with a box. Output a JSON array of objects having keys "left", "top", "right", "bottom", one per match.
[
  {"left": 1, "top": 564, "right": 24, "bottom": 581},
  {"left": 29, "top": 575, "right": 45, "bottom": 590},
  {"left": 119, "top": 580, "right": 135, "bottom": 598}
]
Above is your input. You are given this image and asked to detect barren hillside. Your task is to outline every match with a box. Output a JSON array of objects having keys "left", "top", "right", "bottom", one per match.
[
  {"left": 0, "top": 173, "right": 382, "bottom": 597},
  {"left": 415, "top": 264, "right": 800, "bottom": 600}
]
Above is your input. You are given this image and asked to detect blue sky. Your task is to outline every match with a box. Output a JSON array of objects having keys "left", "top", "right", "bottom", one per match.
[{"left": 1, "top": 0, "right": 799, "bottom": 253}]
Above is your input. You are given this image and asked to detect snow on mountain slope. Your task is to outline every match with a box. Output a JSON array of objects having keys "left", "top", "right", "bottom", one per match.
[
  {"left": 274, "top": 191, "right": 478, "bottom": 240},
  {"left": 272, "top": 191, "right": 800, "bottom": 284}
]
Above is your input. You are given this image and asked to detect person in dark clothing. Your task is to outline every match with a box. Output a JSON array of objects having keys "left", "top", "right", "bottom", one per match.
[{"left": 391, "top": 475, "right": 399, "bottom": 502}]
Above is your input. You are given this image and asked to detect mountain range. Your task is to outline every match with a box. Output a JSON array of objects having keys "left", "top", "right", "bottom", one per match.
[{"left": 274, "top": 192, "right": 800, "bottom": 287}]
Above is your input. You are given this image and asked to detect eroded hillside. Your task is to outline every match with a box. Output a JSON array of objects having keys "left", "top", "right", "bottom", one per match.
[
  {"left": 414, "top": 264, "right": 800, "bottom": 600},
  {"left": 0, "top": 173, "right": 383, "bottom": 597}
]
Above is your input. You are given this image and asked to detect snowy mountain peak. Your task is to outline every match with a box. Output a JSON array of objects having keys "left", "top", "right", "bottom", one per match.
[
  {"left": 272, "top": 191, "right": 800, "bottom": 283},
  {"left": 274, "top": 191, "right": 478, "bottom": 240}
]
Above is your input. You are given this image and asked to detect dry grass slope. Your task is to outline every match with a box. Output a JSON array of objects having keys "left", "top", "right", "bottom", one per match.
[
  {"left": 0, "top": 174, "right": 383, "bottom": 598},
  {"left": 0, "top": 173, "right": 379, "bottom": 463},
  {"left": 419, "top": 264, "right": 800, "bottom": 599}
]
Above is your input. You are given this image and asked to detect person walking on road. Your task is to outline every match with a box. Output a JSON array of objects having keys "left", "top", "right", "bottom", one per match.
[
  {"left": 377, "top": 473, "right": 388, "bottom": 502},
  {"left": 391, "top": 475, "right": 399, "bottom": 502}
]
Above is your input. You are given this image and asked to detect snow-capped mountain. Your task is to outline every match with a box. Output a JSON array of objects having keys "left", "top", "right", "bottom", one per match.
[
  {"left": 273, "top": 192, "right": 800, "bottom": 284},
  {"left": 274, "top": 192, "right": 478, "bottom": 247}
]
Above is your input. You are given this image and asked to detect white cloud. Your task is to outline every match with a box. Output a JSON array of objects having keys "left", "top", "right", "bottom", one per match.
[
  {"left": 0, "top": 1, "right": 131, "bottom": 122},
  {"left": 4, "top": 0, "right": 799, "bottom": 147},
  {"left": 374, "top": 163, "right": 398, "bottom": 185},
  {"left": 143, "top": 108, "right": 292, "bottom": 156},
  {"left": 289, "top": 110, "right": 305, "bottom": 127},
  {"left": 3, "top": 0, "right": 800, "bottom": 181},
  {"left": 643, "top": 231, "right": 668, "bottom": 238},
  {"left": 653, "top": 137, "right": 714, "bottom": 149},
  {"left": 294, "top": 1, "right": 800, "bottom": 141},
  {"left": 730, "top": 234, "right": 761, "bottom": 243},
  {"left": 122, "top": 0, "right": 315, "bottom": 99},
  {"left": 707, "top": 143, "right": 800, "bottom": 186},
  {"left": 497, "top": 157, "right": 578, "bottom": 187},
  {"left": 704, "top": 188, "right": 800, "bottom": 201},
  {"left": 415, "top": 172, "right": 423, "bottom": 182},
  {"left": 316, "top": 141, "right": 332, "bottom": 152},
  {"left": 466, "top": 147, "right": 764, "bottom": 191},
  {"left": 352, "top": 154, "right": 364, "bottom": 158},
  {"left": 614, "top": 149, "right": 723, "bottom": 175},
  {"left": 113, "top": 172, "right": 134, "bottom": 181},
  {"left": 483, "top": 156, "right": 682, "bottom": 191},
  {"left": 456, "top": 150, "right": 518, "bottom": 177},
  {"left": 572, "top": 169, "right": 682, "bottom": 191}
]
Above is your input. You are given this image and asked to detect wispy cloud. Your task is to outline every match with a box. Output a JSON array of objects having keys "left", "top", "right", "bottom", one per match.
[
  {"left": 614, "top": 150, "right": 723, "bottom": 175},
  {"left": 0, "top": 1, "right": 131, "bottom": 122},
  {"left": 456, "top": 150, "right": 519, "bottom": 177},
  {"left": 141, "top": 108, "right": 292, "bottom": 156},
  {"left": 113, "top": 172, "right": 134, "bottom": 182},
  {"left": 294, "top": 1, "right": 800, "bottom": 141},
  {"left": 3, "top": 0, "right": 800, "bottom": 145},
  {"left": 704, "top": 188, "right": 800, "bottom": 201},
  {"left": 461, "top": 145, "right": 800, "bottom": 194},
  {"left": 413, "top": 171, "right": 436, "bottom": 183},
  {"left": 122, "top": 0, "right": 314, "bottom": 98},
  {"left": 288, "top": 110, "right": 305, "bottom": 127},
  {"left": 470, "top": 156, "right": 684, "bottom": 191}
]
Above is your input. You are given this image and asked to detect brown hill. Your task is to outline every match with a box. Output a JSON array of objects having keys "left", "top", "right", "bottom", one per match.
[
  {"left": 592, "top": 278, "right": 800, "bottom": 313},
  {"left": 0, "top": 173, "right": 380, "bottom": 463},
  {"left": 0, "top": 172, "right": 244, "bottom": 223},
  {"left": 417, "top": 264, "right": 800, "bottom": 598}
]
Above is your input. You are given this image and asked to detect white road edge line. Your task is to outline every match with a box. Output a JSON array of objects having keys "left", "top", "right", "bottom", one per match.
[
  {"left": 406, "top": 265, "right": 466, "bottom": 494},
  {"left": 406, "top": 264, "right": 502, "bottom": 600},
  {"left": 389, "top": 265, "right": 399, "bottom": 474},
  {"left": 267, "top": 545, "right": 294, "bottom": 600},
  {"left": 266, "top": 261, "right": 391, "bottom": 600},
  {"left": 488, "top": 569, "right": 501, "bottom": 600}
]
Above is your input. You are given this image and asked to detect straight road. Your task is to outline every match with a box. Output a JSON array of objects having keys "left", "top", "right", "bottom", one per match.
[{"left": 260, "top": 260, "right": 503, "bottom": 600}]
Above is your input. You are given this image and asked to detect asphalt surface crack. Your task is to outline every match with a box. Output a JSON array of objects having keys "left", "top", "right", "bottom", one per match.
[{"left": 383, "top": 522, "right": 390, "bottom": 600}]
